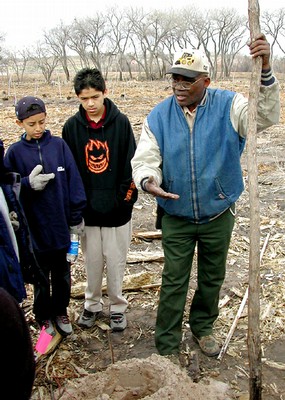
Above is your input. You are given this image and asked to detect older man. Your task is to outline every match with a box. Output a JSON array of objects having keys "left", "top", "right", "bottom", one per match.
[{"left": 131, "top": 34, "right": 280, "bottom": 358}]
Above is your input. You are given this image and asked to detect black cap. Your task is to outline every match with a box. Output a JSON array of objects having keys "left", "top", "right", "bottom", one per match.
[{"left": 15, "top": 96, "right": 46, "bottom": 120}]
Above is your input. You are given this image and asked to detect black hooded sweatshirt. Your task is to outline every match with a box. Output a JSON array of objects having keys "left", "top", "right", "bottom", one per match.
[{"left": 62, "top": 98, "right": 138, "bottom": 227}]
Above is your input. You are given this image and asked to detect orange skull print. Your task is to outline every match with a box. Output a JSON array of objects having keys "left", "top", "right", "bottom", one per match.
[{"left": 85, "top": 139, "right": 109, "bottom": 173}]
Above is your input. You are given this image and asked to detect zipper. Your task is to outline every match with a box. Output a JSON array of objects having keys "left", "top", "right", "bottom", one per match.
[
  {"left": 36, "top": 140, "right": 45, "bottom": 172},
  {"left": 189, "top": 123, "right": 198, "bottom": 222}
]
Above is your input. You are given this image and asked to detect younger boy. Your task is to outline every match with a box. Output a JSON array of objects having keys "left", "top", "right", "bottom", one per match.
[
  {"left": 62, "top": 69, "right": 137, "bottom": 331},
  {"left": 4, "top": 96, "right": 87, "bottom": 336}
]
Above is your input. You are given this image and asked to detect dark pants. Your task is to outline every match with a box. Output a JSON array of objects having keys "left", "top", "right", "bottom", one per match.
[
  {"left": 0, "top": 288, "right": 35, "bottom": 400},
  {"left": 155, "top": 208, "right": 235, "bottom": 355},
  {"left": 33, "top": 248, "right": 71, "bottom": 323}
]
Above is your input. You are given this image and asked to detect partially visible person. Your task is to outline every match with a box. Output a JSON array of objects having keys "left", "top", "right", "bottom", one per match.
[
  {"left": 132, "top": 34, "right": 280, "bottom": 358},
  {"left": 62, "top": 68, "right": 138, "bottom": 331},
  {"left": 0, "top": 287, "right": 35, "bottom": 399},
  {"left": 0, "top": 138, "right": 26, "bottom": 303},
  {"left": 4, "top": 96, "right": 87, "bottom": 337}
]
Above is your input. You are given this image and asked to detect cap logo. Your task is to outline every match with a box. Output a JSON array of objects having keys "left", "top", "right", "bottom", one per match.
[{"left": 175, "top": 52, "right": 195, "bottom": 67}]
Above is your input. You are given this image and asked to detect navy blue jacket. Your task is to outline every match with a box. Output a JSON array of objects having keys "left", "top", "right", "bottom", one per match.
[
  {"left": 0, "top": 204, "right": 26, "bottom": 303},
  {"left": 4, "top": 130, "right": 87, "bottom": 252},
  {"left": 0, "top": 139, "right": 26, "bottom": 302}
]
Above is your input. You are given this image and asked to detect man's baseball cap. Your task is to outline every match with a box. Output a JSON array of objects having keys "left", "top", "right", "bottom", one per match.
[
  {"left": 166, "top": 48, "right": 210, "bottom": 78},
  {"left": 15, "top": 96, "right": 46, "bottom": 120}
]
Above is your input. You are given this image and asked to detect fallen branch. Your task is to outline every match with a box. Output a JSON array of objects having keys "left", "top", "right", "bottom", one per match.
[
  {"left": 218, "top": 232, "right": 270, "bottom": 361},
  {"left": 118, "top": 282, "right": 161, "bottom": 291},
  {"left": 133, "top": 230, "right": 162, "bottom": 241},
  {"left": 71, "top": 271, "right": 161, "bottom": 299},
  {"left": 263, "top": 359, "right": 285, "bottom": 371},
  {"left": 127, "top": 250, "right": 164, "bottom": 264}
]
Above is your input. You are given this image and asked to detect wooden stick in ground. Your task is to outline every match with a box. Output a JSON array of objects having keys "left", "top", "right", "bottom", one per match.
[
  {"left": 247, "top": 0, "right": 263, "bottom": 398},
  {"left": 217, "top": 232, "right": 270, "bottom": 362}
]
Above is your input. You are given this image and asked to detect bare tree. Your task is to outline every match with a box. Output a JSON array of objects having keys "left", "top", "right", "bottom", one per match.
[
  {"left": 77, "top": 14, "right": 112, "bottom": 75},
  {"left": 209, "top": 8, "right": 247, "bottom": 78},
  {"left": 261, "top": 8, "right": 285, "bottom": 57},
  {"left": 106, "top": 7, "right": 134, "bottom": 80},
  {"left": 0, "top": 50, "right": 10, "bottom": 82},
  {"left": 44, "top": 21, "right": 72, "bottom": 82},
  {"left": 0, "top": 33, "right": 6, "bottom": 73},
  {"left": 67, "top": 19, "right": 91, "bottom": 70},
  {"left": 5, "top": 49, "right": 29, "bottom": 83},
  {"left": 30, "top": 43, "right": 59, "bottom": 84},
  {"left": 127, "top": 8, "right": 177, "bottom": 79},
  {"left": 176, "top": 7, "right": 210, "bottom": 50}
]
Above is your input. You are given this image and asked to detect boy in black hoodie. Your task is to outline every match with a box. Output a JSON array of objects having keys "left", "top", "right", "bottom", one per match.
[{"left": 62, "top": 69, "right": 137, "bottom": 331}]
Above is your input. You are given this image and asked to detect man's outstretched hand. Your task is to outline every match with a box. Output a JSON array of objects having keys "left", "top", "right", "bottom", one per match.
[{"left": 144, "top": 176, "right": 180, "bottom": 200}]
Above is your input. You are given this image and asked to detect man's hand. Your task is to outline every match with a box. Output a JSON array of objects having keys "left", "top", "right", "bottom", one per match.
[
  {"left": 144, "top": 176, "right": 179, "bottom": 200},
  {"left": 29, "top": 165, "right": 55, "bottom": 191},
  {"left": 70, "top": 219, "right": 85, "bottom": 236},
  {"left": 248, "top": 33, "right": 270, "bottom": 69}
]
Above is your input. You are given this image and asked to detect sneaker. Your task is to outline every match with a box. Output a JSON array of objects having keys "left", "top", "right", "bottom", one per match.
[
  {"left": 41, "top": 319, "right": 56, "bottom": 336},
  {"left": 55, "top": 315, "right": 73, "bottom": 336},
  {"left": 110, "top": 312, "right": 127, "bottom": 332},
  {"left": 192, "top": 334, "right": 221, "bottom": 357},
  {"left": 77, "top": 309, "right": 98, "bottom": 328}
]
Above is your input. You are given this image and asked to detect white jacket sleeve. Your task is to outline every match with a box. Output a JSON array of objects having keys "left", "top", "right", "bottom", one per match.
[
  {"left": 231, "top": 80, "right": 280, "bottom": 138},
  {"left": 131, "top": 118, "right": 162, "bottom": 190}
]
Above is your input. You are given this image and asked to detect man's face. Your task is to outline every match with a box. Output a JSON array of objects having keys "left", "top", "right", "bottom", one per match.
[
  {"left": 77, "top": 87, "right": 106, "bottom": 119},
  {"left": 171, "top": 74, "right": 210, "bottom": 109}
]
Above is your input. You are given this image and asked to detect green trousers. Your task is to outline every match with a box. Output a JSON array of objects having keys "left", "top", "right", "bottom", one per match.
[{"left": 155, "top": 208, "right": 235, "bottom": 355}]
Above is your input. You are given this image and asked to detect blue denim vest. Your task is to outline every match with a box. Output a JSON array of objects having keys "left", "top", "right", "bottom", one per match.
[{"left": 147, "top": 88, "right": 246, "bottom": 224}]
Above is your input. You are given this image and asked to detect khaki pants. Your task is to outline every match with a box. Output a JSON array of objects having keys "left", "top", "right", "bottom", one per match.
[{"left": 80, "top": 221, "right": 132, "bottom": 313}]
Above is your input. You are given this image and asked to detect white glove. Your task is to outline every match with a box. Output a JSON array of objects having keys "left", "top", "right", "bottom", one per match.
[
  {"left": 70, "top": 219, "right": 85, "bottom": 235},
  {"left": 29, "top": 165, "right": 55, "bottom": 191}
]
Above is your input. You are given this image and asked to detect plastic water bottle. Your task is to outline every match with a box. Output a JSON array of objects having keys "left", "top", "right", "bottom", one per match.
[{"left": 66, "top": 233, "right": 79, "bottom": 262}]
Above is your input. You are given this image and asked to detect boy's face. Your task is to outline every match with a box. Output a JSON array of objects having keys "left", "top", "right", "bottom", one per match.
[
  {"left": 16, "top": 113, "right": 46, "bottom": 141},
  {"left": 77, "top": 87, "right": 107, "bottom": 120}
]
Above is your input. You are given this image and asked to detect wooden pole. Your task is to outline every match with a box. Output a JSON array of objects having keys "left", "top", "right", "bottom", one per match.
[{"left": 247, "top": 0, "right": 263, "bottom": 398}]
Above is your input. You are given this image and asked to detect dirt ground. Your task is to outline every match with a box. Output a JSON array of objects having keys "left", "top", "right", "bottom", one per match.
[{"left": 0, "top": 75, "right": 285, "bottom": 399}]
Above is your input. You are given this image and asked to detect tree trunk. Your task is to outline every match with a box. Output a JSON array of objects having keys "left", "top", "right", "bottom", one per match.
[{"left": 247, "top": 0, "right": 263, "bottom": 398}]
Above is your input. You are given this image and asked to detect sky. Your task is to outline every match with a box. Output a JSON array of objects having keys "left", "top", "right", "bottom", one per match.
[{"left": 0, "top": 0, "right": 282, "bottom": 51}]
